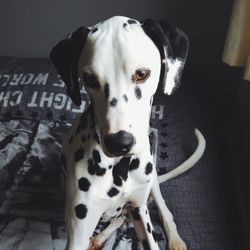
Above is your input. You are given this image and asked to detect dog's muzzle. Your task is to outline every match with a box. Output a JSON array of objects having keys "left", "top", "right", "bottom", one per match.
[{"left": 103, "top": 130, "right": 134, "bottom": 157}]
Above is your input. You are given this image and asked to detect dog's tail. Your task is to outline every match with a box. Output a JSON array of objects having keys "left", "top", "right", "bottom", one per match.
[{"left": 158, "top": 128, "right": 206, "bottom": 184}]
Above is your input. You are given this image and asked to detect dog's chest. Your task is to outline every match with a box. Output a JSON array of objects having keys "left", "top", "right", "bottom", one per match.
[
  {"left": 85, "top": 146, "right": 153, "bottom": 201},
  {"left": 67, "top": 135, "right": 153, "bottom": 200}
]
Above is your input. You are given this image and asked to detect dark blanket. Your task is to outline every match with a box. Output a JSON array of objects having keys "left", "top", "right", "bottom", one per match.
[{"left": 0, "top": 56, "right": 235, "bottom": 249}]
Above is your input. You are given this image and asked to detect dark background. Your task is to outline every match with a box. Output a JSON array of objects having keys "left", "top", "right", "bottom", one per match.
[
  {"left": 0, "top": 0, "right": 242, "bottom": 128},
  {"left": 0, "top": 0, "right": 240, "bottom": 124},
  {"left": 0, "top": 0, "right": 249, "bottom": 248}
]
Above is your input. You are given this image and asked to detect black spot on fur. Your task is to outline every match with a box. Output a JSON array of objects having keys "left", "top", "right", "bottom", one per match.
[
  {"left": 145, "top": 162, "right": 153, "bottom": 175},
  {"left": 76, "top": 115, "right": 88, "bottom": 136},
  {"left": 116, "top": 207, "right": 121, "bottom": 212},
  {"left": 112, "top": 157, "right": 131, "bottom": 186},
  {"left": 104, "top": 83, "right": 110, "bottom": 99},
  {"left": 75, "top": 204, "right": 87, "bottom": 219},
  {"left": 91, "top": 27, "right": 98, "bottom": 34},
  {"left": 128, "top": 19, "right": 137, "bottom": 24},
  {"left": 110, "top": 98, "right": 118, "bottom": 107},
  {"left": 147, "top": 222, "right": 152, "bottom": 233},
  {"left": 93, "top": 149, "right": 101, "bottom": 163},
  {"left": 78, "top": 177, "right": 91, "bottom": 192},
  {"left": 108, "top": 165, "right": 112, "bottom": 169},
  {"left": 135, "top": 86, "right": 142, "bottom": 99},
  {"left": 128, "top": 158, "right": 140, "bottom": 171},
  {"left": 75, "top": 104, "right": 95, "bottom": 135},
  {"left": 74, "top": 147, "right": 84, "bottom": 162},
  {"left": 107, "top": 187, "right": 120, "bottom": 197},
  {"left": 83, "top": 73, "right": 101, "bottom": 89},
  {"left": 131, "top": 207, "right": 141, "bottom": 221},
  {"left": 88, "top": 158, "right": 106, "bottom": 176},
  {"left": 142, "top": 239, "right": 150, "bottom": 250},
  {"left": 123, "top": 23, "right": 127, "bottom": 28},
  {"left": 123, "top": 94, "right": 128, "bottom": 102}
]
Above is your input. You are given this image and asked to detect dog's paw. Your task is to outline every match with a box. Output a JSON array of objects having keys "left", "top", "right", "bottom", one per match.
[
  {"left": 169, "top": 238, "right": 187, "bottom": 250},
  {"left": 88, "top": 236, "right": 105, "bottom": 250}
]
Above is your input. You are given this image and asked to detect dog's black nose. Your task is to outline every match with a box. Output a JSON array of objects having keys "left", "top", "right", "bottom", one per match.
[{"left": 103, "top": 131, "right": 134, "bottom": 156}]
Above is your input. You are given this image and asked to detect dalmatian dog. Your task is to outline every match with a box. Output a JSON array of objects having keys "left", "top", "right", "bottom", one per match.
[{"left": 50, "top": 16, "right": 206, "bottom": 250}]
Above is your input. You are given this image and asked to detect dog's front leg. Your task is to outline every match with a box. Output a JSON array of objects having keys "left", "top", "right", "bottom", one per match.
[
  {"left": 90, "top": 213, "right": 127, "bottom": 248},
  {"left": 64, "top": 184, "right": 104, "bottom": 250},
  {"left": 129, "top": 205, "right": 160, "bottom": 250},
  {"left": 151, "top": 169, "right": 187, "bottom": 250}
]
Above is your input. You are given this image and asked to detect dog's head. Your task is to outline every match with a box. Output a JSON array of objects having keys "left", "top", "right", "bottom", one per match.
[{"left": 50, "top": 16, "right": 189, "bottom": 157}]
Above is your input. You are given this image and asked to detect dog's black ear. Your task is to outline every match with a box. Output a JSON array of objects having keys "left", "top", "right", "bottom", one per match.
[
  {"left": 141, "top": 19, "right": 189, "bottom": 95},
  {"left": 50, "top": 27, "right": 90, "bottom": 106}
]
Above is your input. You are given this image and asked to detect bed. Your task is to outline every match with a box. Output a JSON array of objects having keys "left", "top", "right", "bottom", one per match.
[{"left": 0, "top": 56, "right": 236, "bottom": 249}]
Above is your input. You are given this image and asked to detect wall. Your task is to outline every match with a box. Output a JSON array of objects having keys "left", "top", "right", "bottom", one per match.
[{"left": 0, "top": 0, "right": 233, "bottom": 62}]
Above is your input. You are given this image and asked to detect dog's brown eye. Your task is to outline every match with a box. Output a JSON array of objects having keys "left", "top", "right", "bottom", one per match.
[
  {"left": 83, "top": 72, "right": 101, "bottom": 89},
  {"left": 133, "top": 69, "right": 151, "bottom": 83}
]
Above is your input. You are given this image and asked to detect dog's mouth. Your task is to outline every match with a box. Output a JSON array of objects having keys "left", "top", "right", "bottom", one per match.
[
  {"left": 102, "top": 140, "right": 149, "bottom": 158},
  {"left": 103, "top": 150, "right": 133, "bottom": 158}
]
